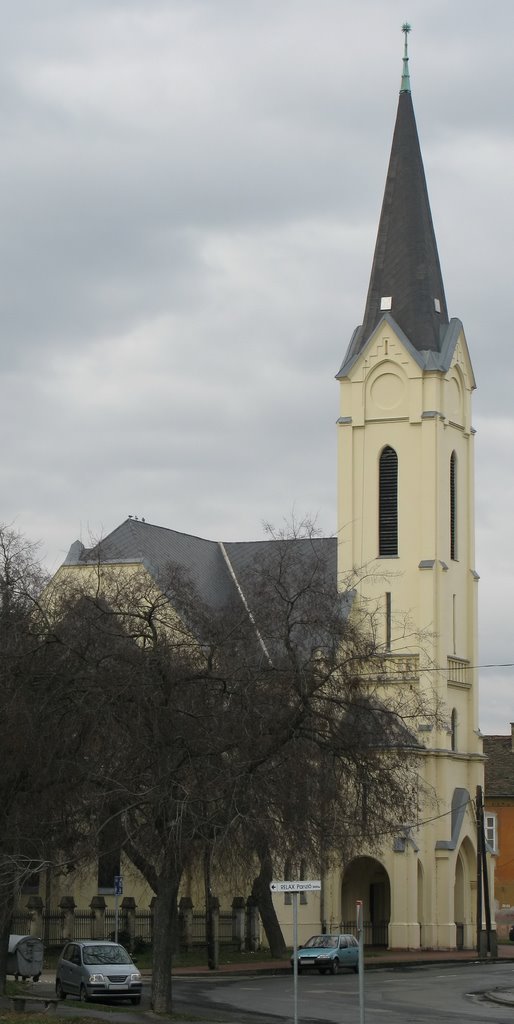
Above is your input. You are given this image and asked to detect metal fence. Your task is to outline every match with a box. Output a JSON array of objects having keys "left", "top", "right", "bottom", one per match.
[
  {"left": 189, "top": 911, "right": 239, "bottom": 949},
  {"left": 13, "top": 910, "right": 95, "bottom": 947},
  {"left": 105, "top": 909, "right": 127, "bottom": 939},
  {"left": 341, "top": 919, "right": 388, "bottom": 947},
  {"left": 12, "top": 913, "right": 31, "bottom": 935},
  {"left": 13, "top": 907, "right": 237, "bottom": 949},
  {"left": 134, "top": 911, "right": 153, "bottom": 943}
]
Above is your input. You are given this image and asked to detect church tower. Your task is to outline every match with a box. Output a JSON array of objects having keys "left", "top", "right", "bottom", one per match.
[{"left": 335, "top": 27, "right": 485, "bottom": 949}]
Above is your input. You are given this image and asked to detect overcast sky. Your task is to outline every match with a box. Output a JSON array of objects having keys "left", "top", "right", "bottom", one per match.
[{"left": 1, "top": 0, "right": 513, "bottom": 734}]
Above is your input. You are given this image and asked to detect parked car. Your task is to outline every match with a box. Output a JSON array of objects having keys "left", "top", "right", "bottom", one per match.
[
  {"left": 55, "top": 941, "right": 142, "bottom": 1004},
  {"left": 290, "top": 933, "right": 359, "bottom": 975}
]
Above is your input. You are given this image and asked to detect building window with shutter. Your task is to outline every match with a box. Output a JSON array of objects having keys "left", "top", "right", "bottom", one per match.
[
  {"left": 450, "top": 708, "right": 457, "bottom": 751},
  {"left": 379, "top": 446, "right": 398, "bottom": 556},
  {"left": 484, "top": 812, "right": 498, "bottom": 853},
  {"left": 450, "top": 451, "right": 457, "bottom": 560},
  {"left": 385, "top": 591, "right": 392, "bottom": 651}
]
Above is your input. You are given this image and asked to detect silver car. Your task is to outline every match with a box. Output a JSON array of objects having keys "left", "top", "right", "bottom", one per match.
[{"left": 55, "top": 940, "right": 142, "bottom": 1004}]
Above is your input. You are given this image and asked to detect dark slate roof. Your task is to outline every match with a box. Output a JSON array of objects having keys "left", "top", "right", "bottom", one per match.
[
  {"left": 63, "top": 518, "right": 338, "bottom": 616},
  {"left": 63, "top": 520, "right": 421, "bottom": 747},
  {"left": 64, "top": 519, "right": 234, "bottom": 610},
  {"left": 483, "top": 734, "right": 514, "bottom": 800},
  {"left": 338, "top": 70, "right": 451, "bottom": 377}
]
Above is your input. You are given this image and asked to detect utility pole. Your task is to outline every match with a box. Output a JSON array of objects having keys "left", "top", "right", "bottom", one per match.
[
  {"left": 476, "top": 784, "right": 482, "bottom": 953},
  {"left": 476, "top": 785, "right": 496, "bottom": 956}
]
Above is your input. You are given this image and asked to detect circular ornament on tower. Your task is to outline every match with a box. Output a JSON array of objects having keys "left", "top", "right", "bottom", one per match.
[{"left": 370, "top": 371, "right": 405, "bottom": 411}]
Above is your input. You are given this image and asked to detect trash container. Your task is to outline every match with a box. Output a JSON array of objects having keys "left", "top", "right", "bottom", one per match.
[{"left": 7, "top": 934, "right": 44, "bottom": 981}]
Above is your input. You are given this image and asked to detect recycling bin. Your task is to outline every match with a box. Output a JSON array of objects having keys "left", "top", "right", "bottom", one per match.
[{"left": 7, "top": 934, "right": 44, "bottom": 981}]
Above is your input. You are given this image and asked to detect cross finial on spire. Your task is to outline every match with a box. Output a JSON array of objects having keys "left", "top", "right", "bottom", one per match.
[{"left": 401, "top": 22, "right": 411, "bottom": 93}]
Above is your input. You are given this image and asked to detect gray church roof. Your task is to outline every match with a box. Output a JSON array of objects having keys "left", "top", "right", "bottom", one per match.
[
  {"left": 63, "top": 518, "right": 338, "bottom": 617},
  {"left": 338, "top": 34, "right": 452, "bottom": 378}
]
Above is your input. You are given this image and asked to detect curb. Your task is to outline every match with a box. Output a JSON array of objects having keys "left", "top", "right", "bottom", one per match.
[{"left": 483, "top": 990, "right": 514, "bottom": 1007}]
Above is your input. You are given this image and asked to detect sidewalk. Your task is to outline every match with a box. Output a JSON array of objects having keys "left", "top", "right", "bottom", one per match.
[{"left": 169, "top": 944, "right": 514, "bottom": 976}]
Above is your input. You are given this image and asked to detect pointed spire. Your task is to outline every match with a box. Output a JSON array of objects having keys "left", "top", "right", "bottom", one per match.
[
  {"left": 352, "top": 25, "right": 449, "bottom": 356},
  {"left": 400, "top": 23, "right": 411, "bottom": 92}
]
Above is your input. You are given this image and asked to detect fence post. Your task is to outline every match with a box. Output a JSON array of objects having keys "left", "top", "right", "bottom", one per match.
[
  {"left": 122, "top": 897, "right": 136, "bottom": 950},
  {"left": 59, "top": 897, "right": 76, "bottom": 941},
  {"left": 245, "top": 895, "right": 260, "bottom": 952},
  {"left": 178, "top": 896, "right": 193, "bottom": 951},
  {"left": 209, "top": 896, "right": 219, "bottom": 969},
  {"left": 149, "top": 897, "right": 156, "bottom": 945},
  {"left": 232, "top": 896, "right": 246, "bottom": 952},
  {"left": 90, "top": 896, "right": 107, "bottom": 940},
  {"left": 26, "top": 896, "right": 43, "bottom": 938}
]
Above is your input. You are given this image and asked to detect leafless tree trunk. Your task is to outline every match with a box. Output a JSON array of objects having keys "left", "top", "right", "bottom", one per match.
[
  {"left": 251, "top": 835, "right": 286, "bottom": 958},
  {"left": 151, "top": 867, "right": 181, "bottom": 1014}
]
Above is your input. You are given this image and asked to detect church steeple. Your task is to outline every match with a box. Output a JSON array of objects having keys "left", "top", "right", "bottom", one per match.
[
  {"left": 347, "top": 25, "right": 449, "bottom": 362},
  {"left": 335, "top": 30, "right": 481, "bottom": 955}
]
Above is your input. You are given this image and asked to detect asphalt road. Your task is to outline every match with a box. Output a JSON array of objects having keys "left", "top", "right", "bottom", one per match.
[{"left": 172, "top": 962, "right": 514, "bottom": 1024}]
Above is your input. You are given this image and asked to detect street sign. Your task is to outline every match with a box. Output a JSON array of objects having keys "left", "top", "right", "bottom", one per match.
[
  {"left": 270, "top": 879, "right": 321, "bottom": 893},
  {"left": 114, "top": 875, "right": 123, "bottom": 896}
]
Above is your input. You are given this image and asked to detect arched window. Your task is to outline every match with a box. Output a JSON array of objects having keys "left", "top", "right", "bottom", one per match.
[
  {"left": 450, "top": 708, "right": 457, "bottom": 751},
  {"left": 379, "top": 446, "right": 398, "bottom": 555},
  {"left": 450, "top": 452, "right": 457, "bottom": 560}
]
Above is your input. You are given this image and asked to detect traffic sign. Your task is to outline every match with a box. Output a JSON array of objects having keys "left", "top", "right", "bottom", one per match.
[
  {"left": 114, "top": 875, "right": 123, "bottom": 896},
  {"left": 270, "top": 879, "right": 321, "bottom": 893}
]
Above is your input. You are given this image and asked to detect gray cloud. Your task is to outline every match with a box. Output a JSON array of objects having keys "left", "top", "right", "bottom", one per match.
[{"left": 1, "top": 0, "right": 513, "bottom": 732}]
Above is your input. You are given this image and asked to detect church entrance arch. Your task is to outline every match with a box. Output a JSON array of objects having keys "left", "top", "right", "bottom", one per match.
[
  {"left": 341, "top": 857, "right": 391, "bottom": 947},
  {"left": 454, "top": 835, "right": 475, "bottom": 949}
]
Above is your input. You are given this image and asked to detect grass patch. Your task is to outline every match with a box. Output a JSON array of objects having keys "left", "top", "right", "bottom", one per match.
[
  {"left": 0, "top": 1018, "right": 100, "bottom": 1024},
  {"left": 64, "top": 999, "right": 143, "bottom": 1014},
  {"left": 44, "top": 945, "right": 279, "bottom": 973}
]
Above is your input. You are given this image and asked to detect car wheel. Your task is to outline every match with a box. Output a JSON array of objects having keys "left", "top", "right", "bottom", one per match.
[
  {"left": 80, "top": 985, "right": 89, "bottom": 1002},
  {"left": 130, "top": 997, "right": 141, "bottom": 1005},
  {"left": 353, "top": 962, "right": 359, "bottom": 974},
  {"left": 33, "top": 974, "right": 41, "bottom": 982},
  {"left": 330, "top": 958, "right": 339, "bottom": 975},
  {"left": 55, "top": 980, "right": 66, "bottom": 1000}
]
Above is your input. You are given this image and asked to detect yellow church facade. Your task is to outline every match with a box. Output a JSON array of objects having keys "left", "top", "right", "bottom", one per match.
[{"left": 17, "top": 33, "right": 491, "bottom": 953}]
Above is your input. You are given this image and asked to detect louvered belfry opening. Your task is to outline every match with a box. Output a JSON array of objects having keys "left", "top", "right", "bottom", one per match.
[
  {"left": 379, "top": 446, "right": 398, "bottom": 555},
  {"left": 450, "top": 451, "right": 457, "bottom": 560}
]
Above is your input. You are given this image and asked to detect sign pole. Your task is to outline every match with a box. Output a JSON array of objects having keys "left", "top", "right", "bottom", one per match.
[
  {"left": 269, "top": 880, "right": 321, "bottom": 1024},
  {"left": 292, "top": 891, "right": 298, "bottom": 1024},
  {"left": 356, "top": 899, "right": 365, "bottom": 1024},
  {"left": 114, "top": 875, "right": 123, "bottom": 944}
]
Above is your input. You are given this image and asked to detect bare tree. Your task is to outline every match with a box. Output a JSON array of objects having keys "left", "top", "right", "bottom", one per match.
[
  {"left": 201, "top": 519, "right": 433, "bottom": 954},
  {"left": 36, "top": 518, "right": 438, "bottom": 1012}
]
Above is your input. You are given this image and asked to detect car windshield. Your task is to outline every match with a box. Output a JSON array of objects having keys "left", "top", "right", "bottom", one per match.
[
  {"left": 303, "top": 935, "right": 338, "bottom": 949},
  {"left": 82, "top": 945, "right": 132, "bottom": 966}
]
